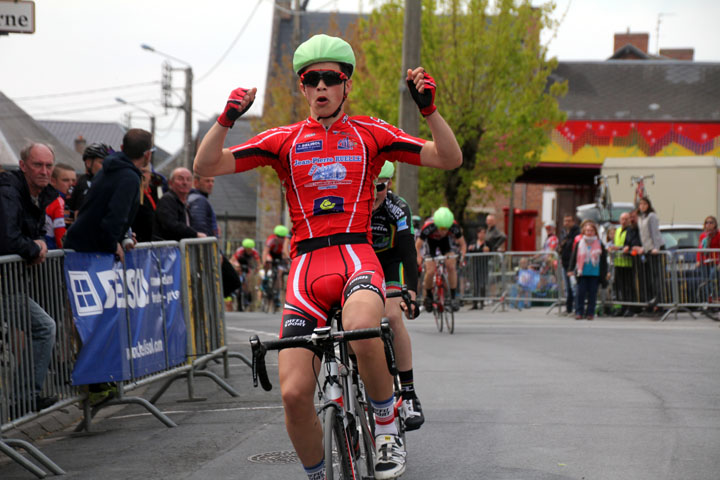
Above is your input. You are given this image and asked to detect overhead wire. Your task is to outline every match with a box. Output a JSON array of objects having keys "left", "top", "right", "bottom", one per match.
[{"left": 195, "top": 0, "right": 264, "bottom": 84}]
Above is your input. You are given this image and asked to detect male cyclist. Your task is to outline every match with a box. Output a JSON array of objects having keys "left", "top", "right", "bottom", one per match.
[
  {"left": 416, "top": 207, "right": 467, "bottom": 312},
  {"left": 194, "top": 34, "right": 461, "bottom": 480},
  {"left": 263, "top": 225, "right": 290, "bottom": 308},
  {"left": 231, "top": 238, "right": 261, "bottom": 311},
  {"left": 371, "top": 161, "right": 424, "bottom": 431}
]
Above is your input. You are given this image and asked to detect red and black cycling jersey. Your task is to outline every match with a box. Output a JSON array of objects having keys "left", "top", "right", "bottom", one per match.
[
  {"left": 372, "top": 190, "right": 418, "bottom": 292},
  {"left": 419, "top": 218, "right": 464, "bottom": 256},
  {"left": 230, "top": 114, "right": 425, "bottom": 257},
  {"left": 233, "top": 247, "right": 260, "bottom": 269},
  {"left": 265, "top": 234, "right": 286, "bottom": 258}
]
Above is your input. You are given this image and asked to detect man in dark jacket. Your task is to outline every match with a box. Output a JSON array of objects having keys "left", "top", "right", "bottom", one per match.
[
  {"left": 188, "top": 174, "right": 219, "bottom": 237},
  {"left": 559, "top": 214, "right": 581, "bottom": 314},
  {"left": 0, "top": 143, "right": 59, "bottom": 409},
  {"left": 153, "top": 167, "right": 206, "bottom": 241},
  {"left": 65, "top": 129, "right": 153, "bottom": 260}
]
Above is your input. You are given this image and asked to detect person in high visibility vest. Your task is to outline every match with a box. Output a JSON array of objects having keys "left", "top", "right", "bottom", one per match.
[{"left": 610, "top": 212, "right": 632, "bottom": 315}]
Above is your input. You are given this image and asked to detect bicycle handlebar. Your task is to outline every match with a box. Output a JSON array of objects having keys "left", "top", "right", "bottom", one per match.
[
  {"left": 386, "top": 285, "right": 420, "bottom": 319},
  {"left": 250, "top": 318, "right": 397, "bottom": 391}
]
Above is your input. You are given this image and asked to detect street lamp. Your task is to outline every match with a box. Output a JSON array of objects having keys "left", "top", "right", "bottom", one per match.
[
  {"left": 141, "top": 43, "right": 193, "bottom": 169},
  {"left": 115, "top": 97, "right": 156, "bottom": 147}
]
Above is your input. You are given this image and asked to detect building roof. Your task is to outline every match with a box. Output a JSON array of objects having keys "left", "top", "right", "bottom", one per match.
[
  {"left": 550, "top": 60, "right": 720, "bottom": 121},
  {"left": 194, "top": 117, "right": 258, "bottom": 219},
  {"left": 38, "top": 120, "right": 126, "bottom": 151},
  {"left": 0, "top": 91, "right": 84, "bottom": 170},
  {"left": 39, "top": 119, "right": 172, "bottom": 166}
]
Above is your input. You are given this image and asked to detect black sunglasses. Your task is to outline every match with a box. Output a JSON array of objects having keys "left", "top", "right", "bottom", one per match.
[
  {"left": 375, "top": 180, "right": 389, "bottom": 193},
  {"left": 300, "top": 69, "right": 348, "bottom": 88}
]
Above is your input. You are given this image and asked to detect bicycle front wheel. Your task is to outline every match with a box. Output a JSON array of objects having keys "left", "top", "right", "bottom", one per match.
[
  {"left": 324, "top": 407, "right": 354, "bottom": 480},
  {"left": 442, "top": 275, "right": 455, "bottom": 334},
  {"left": 352, "top": 394, "right": 375, "bottom": 478},
  {"left": 432, "top": 282, "right": 444, "bottom": 332}
]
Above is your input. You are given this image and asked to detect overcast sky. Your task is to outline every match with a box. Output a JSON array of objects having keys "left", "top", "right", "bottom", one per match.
[{"left": 2, "top": 0, "right": 718, "bottom": 154}]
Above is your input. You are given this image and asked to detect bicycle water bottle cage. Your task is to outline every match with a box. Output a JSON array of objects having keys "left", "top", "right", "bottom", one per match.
[{"left": 312, "top": 326, "right": 332, "bottom": 344}]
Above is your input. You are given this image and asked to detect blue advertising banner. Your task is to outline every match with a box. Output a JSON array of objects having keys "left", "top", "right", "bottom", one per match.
[{"left": 64, "top": 248, "right": 186, "bottom": 385}]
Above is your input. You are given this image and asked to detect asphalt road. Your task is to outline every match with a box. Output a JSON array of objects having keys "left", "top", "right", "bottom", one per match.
[{"left": 2, "top": 307, "right": 719, "bottom": 480}]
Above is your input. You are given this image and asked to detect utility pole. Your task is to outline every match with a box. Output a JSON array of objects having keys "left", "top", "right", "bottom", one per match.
[
  {"left": 397, "top": 0, "right": 422, "bottom": 215},
  {"left": 183, "top": 67, "right": 193, "bottom": 170}
]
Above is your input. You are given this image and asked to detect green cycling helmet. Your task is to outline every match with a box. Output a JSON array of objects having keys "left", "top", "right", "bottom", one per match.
[
  {"left": 274, "top": 225, "right": 289, "bottom": 237},
  {"left": 433, "top": 207, "right": 454, "bottom": 228},
  {"left": 293, "top": 34, "right": 356, "bottom": 77},
  {"left": 242, "top": 238, "right": 255, "bottom": 249},
  {"left": 378, "top": 161, "right": 395, "bottom": 180}
]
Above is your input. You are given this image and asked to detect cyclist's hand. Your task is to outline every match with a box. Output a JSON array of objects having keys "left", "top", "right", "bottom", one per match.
[
  {"left": 406, "top": 67, "right": 437, "bottom": 117},
  {"left": 217, "top": 87, "right": 257, "bottom": 128}
]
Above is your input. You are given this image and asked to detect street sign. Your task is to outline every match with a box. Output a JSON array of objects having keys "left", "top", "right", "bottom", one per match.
[{"left": 0, "top": 0, "right": 35, "bottom": 34}]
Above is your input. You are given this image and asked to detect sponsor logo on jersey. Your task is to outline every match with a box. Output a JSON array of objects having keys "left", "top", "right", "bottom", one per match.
[
  {"left": 304, "top": 133, "right": 317, "bottom": 138},
  {"left": 295, "top": 140, "right": 323, "bottom": 153},
  {"left": 313, "top": 196, "right": 344, "bottom": 215},
  {"left": 397, "top": 216, "right": 408, "bottom": 231},
  {"left": 337, "top": 137, "right": 355, "bottom": 150},
  {"left": 310, "top": 162, "right": 346, "bottom": 181}
]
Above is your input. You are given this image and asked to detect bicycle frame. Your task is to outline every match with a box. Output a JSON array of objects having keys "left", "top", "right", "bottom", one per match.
[{"left": 250, "top": 316, "right": 396, "bottom": 479}]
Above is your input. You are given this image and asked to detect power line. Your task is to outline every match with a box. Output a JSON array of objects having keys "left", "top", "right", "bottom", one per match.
[
  {"left": 10, "top": 81, "right": 161, "bottom": 101},
  {"left": 195, "top": 0, "right": 264, "bottom": 84}
]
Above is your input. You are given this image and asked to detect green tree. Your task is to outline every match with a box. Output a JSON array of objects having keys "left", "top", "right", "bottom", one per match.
[{"left": 352, "top": 0, "right": 567, "bottom": 222}]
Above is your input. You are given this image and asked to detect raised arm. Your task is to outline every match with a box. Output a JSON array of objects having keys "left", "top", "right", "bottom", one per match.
[
  {"left": 405, "top": 67, "right": 462, "bottom": 170},
  {"left": 194, "top": 87, "right": 257, "bottom": 177}
]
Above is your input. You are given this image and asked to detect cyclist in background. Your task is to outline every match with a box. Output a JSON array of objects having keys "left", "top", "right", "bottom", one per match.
[
  {"left": 231, "top": 238, "right": 261, "bottom": 311},
  {"left": 371, "top": 161, "right": 424, "bottom": 431},
  {"left": 416, "top": 207, "right": 467, "bottom": 312},
  {"left": 263, "top": 225, "right": 290, "bottom": 309}
]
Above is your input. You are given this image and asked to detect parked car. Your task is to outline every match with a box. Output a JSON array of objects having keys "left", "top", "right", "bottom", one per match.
[
  {"left": 660, "top": 224, "right": 703, "bottom": 250},
  {"left": 660, "top": 224, "right": 703, "bottom": 274},
  {"left": 576, "top": 202, "right": 635, "bottom": 241}
]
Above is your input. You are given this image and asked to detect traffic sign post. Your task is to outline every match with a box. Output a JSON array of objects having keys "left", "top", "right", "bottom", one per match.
[{"left": 0, "top": 0, "right": 35, "bottom": 35}]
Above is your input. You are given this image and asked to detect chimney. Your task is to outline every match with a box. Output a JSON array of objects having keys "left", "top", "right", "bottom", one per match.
[
  {"left": 74, "top": 135, "right": 86, "bottom": 154},
  {"left": 659, "top": 48, "right": 694, "bottom": 61},
  {"left": 614, "top": 30, "right": 649, "bottom": 54}
]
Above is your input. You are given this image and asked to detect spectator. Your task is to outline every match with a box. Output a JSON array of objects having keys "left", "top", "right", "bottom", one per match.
[
  {"left": 187, "top": 173, "right": 240, "bottom": 299},
  {"left": 65, "top": 129, "right": 153, "bottom": 261},
  {"left": 131, "top": 165, "right": 156, "bottom": 243},
  {"left": 610, "top": 212, "right": 633, "bottom": 315},
  {"left": 696, "top": 215, "right": 720, "bottom": 302},
  {"left": 558, "top": 214, "right": 580, "bottom": 315},
  {"left": 153, "top": 167, "right": 207, "bottom": 241},
  {"left": 66, "top": 143, "right": 112, "bottom": 222},
  {"left": 468, "top": 226, "right": 490, "bottom": 310},
  {"left": 637, "top": 197, "right": 665, "bottom": 309},
  {"left": 64, "top": 129, "right": 153, "bottom": 405},
  {"left": 512, "top": 256, "right": 539, "bottom": 309},
  {"left": 485, "top": 213, "right": 506, "bottom": 252},
  {"left": 0, "top": 143, "right": 59, "bottom": 410},
  {"left": 188, "top": 174, "right": 219, "bottom": 237},
  {"left": 45, "top": 163, "right": 76, "bottom": 249},
  {"left": 568, "top": 219, "right": 608, "bottom": 320},
  {"left": 542, "top": 220, "right": 558, "bottom": 252},
  {"left": 697, "top": 216, "right": 720, "bottom": 266}
]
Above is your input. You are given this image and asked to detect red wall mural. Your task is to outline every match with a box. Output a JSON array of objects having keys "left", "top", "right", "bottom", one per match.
[{"left": 541, "top": 121, "right": 720, "bottom": 164}]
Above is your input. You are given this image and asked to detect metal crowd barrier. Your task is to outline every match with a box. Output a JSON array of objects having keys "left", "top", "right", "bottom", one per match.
[
  {"left": 460, "top": 248, "right": 720, "bottom": 322},
  {"left": 1, "top": 251, "right": 70, "bottom": 478},
  {"left": 460, "top": 251, "right": 562, "bottom": 312},
  {"left": 1, "top": 238, "right": 250, "bottom": 478}
]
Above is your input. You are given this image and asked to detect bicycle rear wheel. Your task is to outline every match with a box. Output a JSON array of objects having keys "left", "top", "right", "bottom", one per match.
[{"left": 324, "top": 406, "right": 354, "bottom": 480}]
